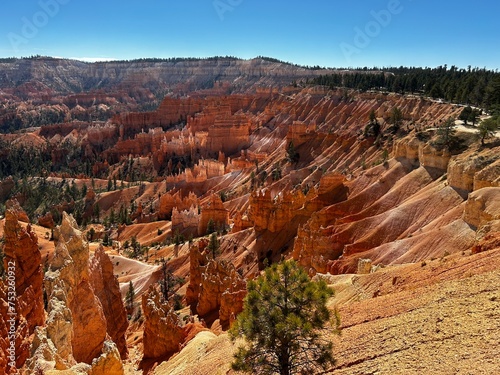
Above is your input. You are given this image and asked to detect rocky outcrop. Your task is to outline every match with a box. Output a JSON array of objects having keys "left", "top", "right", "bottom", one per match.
[
  {"left": 106, "top": 127, "right": 166, "bottom": 159},
  {"left": 393, "top": 135, "right": 451, "bottom": 171},
  {"left": 47, "top": 213, "right": 107, "bottom": 364},
  {"left": 463, "top": 188, "right": 500, "bottom": 229},
  {"left": 113, "top": 97, "right": 206, "bottom": 134},
  {"left": 165, "top": 159, "right": 226, "bottom": 185},
  {"left": 196, "top": 159, "right": 226, "bottom": 179},
  {"left": 28, "top": 335, "right": 124, "bottom": 375},
  {"left": 394, "top": 138, "right": 500, "bottom": 196},
  {"left": 142, "top": 286, "right": 186, "bottom": 359},
  {"left": 293, "top": 155, "right": 471, "bottom": 274},
  {"left": 28, "top": 213, "right": 126, "bottom": 372},
  {"left": 472, "top": 229, "right": 500, "bottom": 254},
  {"left": 188, "top": 103, "right": 230, "bottom": 133},
  {"left": 89, "top": 246, "right": 129, "bottom": 359},
  {"left": 186, "top": 240, "right": 246, "bottom": 326},
  {"left": 158, "top": 129, "right": 207, "bottom": 165},
  {"left": 206, "top": 112, "right": 251, "bottom": 156},
  {"left": 474, "top": 158, "right": 500, "bottom": 190},
  {"left": 357, "top": 259, "right": 373, "bottom": 275},
  {"left": 38, "top": 212, "right": 55, "bottom": 229},
  {"left": 27, "top": 325, "right": 74, "bottom": 373},
  {"left": 417, "top": 143, "right": 451, "bottom": 171},
  {"left": 185, "top": 239, "right": 210, "bottom": 310},
  {"left": 5, "top": 199, "right": 30, "bottom": 223},
  {"left": 159, "top": 191, "right": 199, "bottom": 220},
  {"left": 448, "top": 153, "right": 500, "bottom": 193},
  {"left": 287, "top": 121, "right": 317, "bottom": 146},
  {"left": 227, "top": 154, "right": 257, "bottom": 172},
  {"left": 90, "top": 340, "right": 125, "bottom": 375},
  {"left": 172, "top": 205, "right": 200, "bottom": 237},
  {"left": 196, "top": 260, "right": 246, "bottom": 322},
  {"left": 198, "top": 195, "right": 229, "bottom": 235},
  {"left": 218, "top": 278, "right": 247, "bottom": 327},
  {"left": 1, "top": 205, "right": 44, "bottom": 370},
  {"left": 110, "top": 95, "right": 256, "bottom": 169},
  {"left": 249, "top": 189, "right": 307, "bottom": 233},
  {"left": 393, "top": 136, "right": 422, "bottom": 164},
  {"left": 232, "top": 211, "right": 253, "bottom": 233}
]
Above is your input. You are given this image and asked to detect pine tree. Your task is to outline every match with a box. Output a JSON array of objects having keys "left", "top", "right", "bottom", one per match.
[
  {"left": 272, "top": 165, "right": 282, "bottom": 181},
  {"left": 207, "top": 232, "right": 220, "bottom": 259},
  {"left": 390, "top": 107, "right": 403, "bottom": 132},
  {"left": 158, "top": 258, "right": 185, "bottom": 302},
  {"left": 230, "top": 260, "right": 338, "bottom": 375},
  {"left": 126, "top": 280, "right": 135, "bottom": 313},
  {"left": 286, "top": 141, "right": 300, "bottom": 164},
  {"left": 365, "top": 109, "right": 381, "bottom": 138},
  {"left": 369, "top": 109, "right": 377, "bottom": 124},
  {"left": 468, "top": 109, "right": 481, "bottom": 126},
  {"left": 109, "top": 209, "right": 116, "bottom": 224},
  {"left": 81, "top": 184, "right": 87, "bottom": 199},
  {"left": 103, "top": 232, "right": 110, "bottom": 246},
  {"left": 207, "top": 218, "right": 216, "bottom": 235},
  {"left": 435, "top": 118, "right": 458, "bottom": 150},
  {"left": 459, "top": 106, "right": 472, "bottom": 125},
  {"left": 478, "top": 118, "right": 499, "bottom": 145},
  {"left": 93, "top": 204, "right": 100, "bottom": 223}
]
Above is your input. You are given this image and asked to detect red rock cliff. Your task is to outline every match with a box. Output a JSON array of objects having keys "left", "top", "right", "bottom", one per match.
[
  {"left": 1, "top": 205, "right": 44, "bottom": 371},
  {"left": 142, "top": 286, "right": 186, "bottom": 359},
  {"left": 90, "top": 246, "right": 129, "bottom": 359}
]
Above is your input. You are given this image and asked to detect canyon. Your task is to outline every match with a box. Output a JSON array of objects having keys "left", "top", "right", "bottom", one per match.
[{"left": 0, "top": 57, "right": 499, "bottom": 374}]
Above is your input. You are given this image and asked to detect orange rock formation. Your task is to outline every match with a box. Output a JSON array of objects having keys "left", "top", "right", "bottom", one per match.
[
  {"left": 27, "top": 213, "right": 126, "bottom": 373},
  {"left": 172, "top": 205, "right": 200, "bottom": 237},
  {"left": 249, "top": 189, "right": 307, "bottom": 233},
  {"left": 159, "top": 191, "right": 199, "bottom": 220},
  {"left": 90, "top": 246, "right": 129, "bottom": 359},
  {"left": 0, "top": 206, "right": 44, "bottom": 371},
  {"left": 185, "top": 240, "right": 246, "bottom": 326},
  {"left": 142, "top": 286, "right": 186, "bottom": 359},
  {"left": 198, "top": 195, "right": 229, "bottom": 235}
]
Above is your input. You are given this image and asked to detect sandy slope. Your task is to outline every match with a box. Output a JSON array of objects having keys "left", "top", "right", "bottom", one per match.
[
  {"left": 325, "top": 249, "right": 500, "bottom": 374},
  {"left": 144, "top": 247, "right": 500, "bottom": 375}
]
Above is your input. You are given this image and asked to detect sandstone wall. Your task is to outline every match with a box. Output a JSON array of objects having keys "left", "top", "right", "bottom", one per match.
[
  {"left": 142, "top": 287, "right": 186, "bottom": 359},
  {"left": 463, "top": 188, "right": 500, "bottom": 229},
  {"left": 27, "top": 213, "right": 127, "bottom": 373},
  {"left": 206, "top": 112, "right": 251, "bottom": 156},
  {"left": 1, "top": 205, "right": 44, "bottom": 371},
  {"left": 159, "top": 191, "right": 199, "bottom": 220},
  {"left": 198, "top": 195, "right": 229, "bottom": 235},
  {"left": 249, "top": 189, "right": 307, "bottom": 233},
  {"left": 89, "top": 247, "right": 129, "bottom": 359},
  {"left": 186, "top": 240, "right": 246, "bottom": 327},
  {"left": 286, "top": 121, "right": 317, "bottom": 146},
  {"left": 172, "top": 206, "right": 200, "bottom": 237}
]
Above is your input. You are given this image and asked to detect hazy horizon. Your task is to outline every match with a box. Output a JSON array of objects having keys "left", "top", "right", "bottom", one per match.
[{"left": 2, "top": 55, "right": 499, "bottom": 73}]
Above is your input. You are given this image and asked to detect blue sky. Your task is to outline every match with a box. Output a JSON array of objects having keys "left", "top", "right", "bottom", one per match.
[{"left": 0, "top": 0, "right": 499, "bottom": 69}]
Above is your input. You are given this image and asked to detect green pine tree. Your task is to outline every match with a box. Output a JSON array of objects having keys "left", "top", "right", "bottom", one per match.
[
  {"left": 207, "top": 232, "right": 220, "bottom": 259},
  {"left": 207, "top": 218, "right": 216, "bottom": 235},
  {"left": 126, "top": 280, "right": 135, "bottom": 313},
  {"left": 478, "top": 117, "right": 499, "bottom": 145},
  {"left": 230, "top": 260, "right": 338, "bottom": 375}
]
